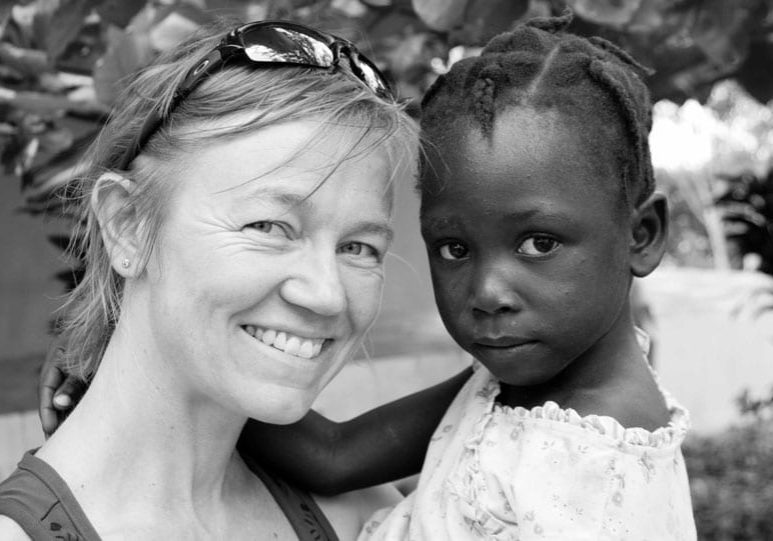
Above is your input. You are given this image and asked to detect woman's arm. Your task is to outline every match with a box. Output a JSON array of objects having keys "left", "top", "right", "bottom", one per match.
[{"left": 238, "top": 367, "right": 472, "bottom": 495}]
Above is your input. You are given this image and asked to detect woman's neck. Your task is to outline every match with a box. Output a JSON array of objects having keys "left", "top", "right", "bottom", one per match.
[{"left": 37, "top": 318, "right": 249, "bottom": 523}]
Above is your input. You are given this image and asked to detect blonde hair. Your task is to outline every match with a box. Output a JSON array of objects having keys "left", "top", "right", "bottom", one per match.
[{"left": 58, "top": 20, "right": 418, "bottom": 380}]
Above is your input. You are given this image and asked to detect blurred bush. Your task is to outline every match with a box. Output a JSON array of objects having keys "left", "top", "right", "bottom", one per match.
[
  {"left": 3, "top": 0, "right": 773, "bottom": 201},
  {"left": 684, "top": 400, "right": 773, "bottom": 540},
  {"left": 651, "top": 81, "right": 773, "bottom": 273}
]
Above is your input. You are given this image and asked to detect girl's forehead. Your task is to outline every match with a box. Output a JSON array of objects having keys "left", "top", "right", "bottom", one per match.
[{"left": 421, "top": 106, "right": 624, "bottom": 211}]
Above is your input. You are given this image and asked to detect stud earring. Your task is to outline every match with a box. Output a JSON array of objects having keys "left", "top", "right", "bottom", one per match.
[{"left": 121, "top": 258, "right": 131, "bottom": 269}]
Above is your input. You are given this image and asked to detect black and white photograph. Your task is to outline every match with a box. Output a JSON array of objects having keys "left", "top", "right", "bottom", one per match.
[{"left": 1, "top": 1, "right": 772, "bottom": 539}]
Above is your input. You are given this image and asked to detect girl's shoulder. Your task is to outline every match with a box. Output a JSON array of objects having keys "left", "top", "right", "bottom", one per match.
[{"left": 488, "top": 382, "right": 690, "bottom": 452}]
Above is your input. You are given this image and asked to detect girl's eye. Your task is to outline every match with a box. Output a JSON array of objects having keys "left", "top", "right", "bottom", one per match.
[
  {"left": 517, "top": 235, "right": 560, "bottom": 256},
  {"left": 438, "top": 242, "right": 469, "bottom": 261}
]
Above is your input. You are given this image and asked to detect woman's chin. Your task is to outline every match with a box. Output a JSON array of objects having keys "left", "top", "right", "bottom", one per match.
[{"left": 241, "top": 394, "right": 314, "bottom": 426}]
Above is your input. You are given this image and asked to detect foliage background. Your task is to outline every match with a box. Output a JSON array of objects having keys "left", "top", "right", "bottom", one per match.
[{"left": 3, "top": 0, "right": 773, "bottom": 201}]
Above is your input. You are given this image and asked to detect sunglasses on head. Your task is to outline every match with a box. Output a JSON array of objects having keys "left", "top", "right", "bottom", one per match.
[{"left": 115, "top": 20, "right": 394, "bottom": 171}]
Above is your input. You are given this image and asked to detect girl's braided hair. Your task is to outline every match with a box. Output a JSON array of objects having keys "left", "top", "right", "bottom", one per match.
[{"left": 420, "top": 10, "right": 655, "bottom": 208}]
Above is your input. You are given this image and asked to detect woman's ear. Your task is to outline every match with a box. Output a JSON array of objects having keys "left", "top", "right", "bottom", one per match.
[
  {"left": 91, "top": 172, "right": 141, "bottom": 277},
  {"left": 630, "top": 192, "right": 668, "bottom": 278}
]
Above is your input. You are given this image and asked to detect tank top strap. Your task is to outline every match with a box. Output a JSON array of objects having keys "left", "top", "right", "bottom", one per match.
[
  {"left": 1, "top": 450, "right": 339, "bottom": 540},
  {"left": 0, "top": 450, "right": 101, "bottom": 540},
  {"left": 241, "top": 452, "right": 339, "bottom": 541}
]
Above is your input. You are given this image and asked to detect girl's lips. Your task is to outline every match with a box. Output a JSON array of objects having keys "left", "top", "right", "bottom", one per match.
[{"left": 474, "top": 336, "right": 535, "bottom": 348}]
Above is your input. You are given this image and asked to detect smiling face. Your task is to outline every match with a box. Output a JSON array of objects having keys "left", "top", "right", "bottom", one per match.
[
  {"left": 128, "top": 120, "right": 394, "bottom": 424},
  {"left": 420, "top": 107, "right": 635, "bottom": 388}
]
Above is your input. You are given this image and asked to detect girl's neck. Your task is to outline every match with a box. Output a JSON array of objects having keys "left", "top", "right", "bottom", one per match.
[
  {"left": 38, "top": 317, "right": 249, "bottom": 517},
  {"left": 496, "top": 312, "right": 646, "bottom": 412}
]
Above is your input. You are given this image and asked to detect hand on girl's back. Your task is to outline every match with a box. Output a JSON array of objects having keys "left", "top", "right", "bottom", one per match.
[{"left": 38, "top": 340, "right": 87, "bottom": 437}]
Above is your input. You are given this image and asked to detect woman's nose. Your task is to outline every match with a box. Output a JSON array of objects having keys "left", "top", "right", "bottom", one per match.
[
  {"left": 280, "top": 248, "right": 347, "bottom": 317},
  {"left": 471, "top": 260, "right": 522, "bottom": 315}
]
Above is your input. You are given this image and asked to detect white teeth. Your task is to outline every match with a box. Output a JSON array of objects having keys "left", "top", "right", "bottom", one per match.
[
  {"left": 261, "top": 329, "right": 276, "bottom": 346},
  {"left": 284, "top": 336, "right": 300, "bottom": 356},
  {"left": 274, "top": 332, "right": 287, "bottom": 350},
  {"left": 299, "top": 340, "right": 314, "bottom": 359},
  {"left": 245, "top": 326, "right": 326, "bottom": 359}
]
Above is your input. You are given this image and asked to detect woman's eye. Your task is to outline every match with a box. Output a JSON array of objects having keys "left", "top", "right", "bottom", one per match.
[
  {"left": 517, "top": 236, "right": 560, "bottom": 256},
  {"left": 245, "top": 221, "right": 289, "bottom": 238},
  {"left": 339, "top": 242, "right": 380, "bottom": 261},
  {"left": 438, "top": 242, "right": 469, "bottom": 260}
]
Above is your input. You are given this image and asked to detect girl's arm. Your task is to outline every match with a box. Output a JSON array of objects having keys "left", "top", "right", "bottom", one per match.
[
  {"left": 37, "top": 337, "right": 87, "bottom": 438},
  {"left": 237, "top": 366, "right": 472, "bottom": 496}
]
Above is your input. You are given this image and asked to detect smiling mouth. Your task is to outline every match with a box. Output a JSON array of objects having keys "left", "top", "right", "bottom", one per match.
[{"left": 241, "top": 325, "right": 327, "bottom": 359}]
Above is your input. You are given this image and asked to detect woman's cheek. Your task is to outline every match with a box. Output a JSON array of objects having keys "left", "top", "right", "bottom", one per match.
[{"left": 348, "top": 269, "right": 385, "bottom": 329}]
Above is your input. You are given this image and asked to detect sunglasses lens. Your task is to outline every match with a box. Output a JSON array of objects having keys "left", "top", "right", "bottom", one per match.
[
  {"left": 355, "top": 57, "right": 391, "bottom": 98},
  {"left": 239, "top": 25, "right": 334, "bottom": 67}
]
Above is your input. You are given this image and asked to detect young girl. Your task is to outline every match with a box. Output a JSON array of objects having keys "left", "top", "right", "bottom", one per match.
[
  {"left": 40, "top": 12, "right": 697, "bottom": 540},
  {"left": 351, "top": 12, "right": 695, "bottom": 539}
]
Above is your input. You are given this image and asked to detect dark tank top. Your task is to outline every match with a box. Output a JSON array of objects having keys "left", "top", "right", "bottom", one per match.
[{"left": 0, "top": 450, "right": 338, "bottom": 540}]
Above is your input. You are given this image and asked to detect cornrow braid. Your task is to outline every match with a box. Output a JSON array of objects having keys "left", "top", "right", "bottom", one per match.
[
  {"left": 587, "top": 57, "right": 655, "bottom": 202},
  {"left": 472, "top": 76, "right": 496, "bottom": 134},
  {"left": 420, "top": 10, "right": 656, "bottom": 207}
]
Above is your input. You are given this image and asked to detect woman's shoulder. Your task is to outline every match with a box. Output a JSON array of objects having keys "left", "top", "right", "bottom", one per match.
[
  {"left": 0, "top": 450, "right": 100, "bottom": 541},
  {"left": 0, "top": 515, "right": 31, "bottom": 541}
]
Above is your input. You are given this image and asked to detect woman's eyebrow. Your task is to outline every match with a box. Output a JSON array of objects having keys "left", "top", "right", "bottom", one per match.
[
  {"left": 221, "top": 185, "right": 310, "bottom": 209},
  {"left": 348, "top": 221, "right": 394, "bottom": 243}
]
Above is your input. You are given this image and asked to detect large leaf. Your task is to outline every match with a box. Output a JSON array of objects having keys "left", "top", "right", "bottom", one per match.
[
  {"left": 566, "top": 0, "right": 644, "bottom": 27},
  {"left": 92, "top": 24, "right": 153, "bottom": 106},
  {"left": 689, "top": 0, "right": 758, "bottom": 68},
  {"left": 411, "top": 0, "right": 468, "bottom": 31},
  {"left": 32, "top": 0, "right": 102, "bottom": 60},
  {"left": 736, "top": 38, "right": 773, "bottom": 103},
  {"left": 0, "top": 42, "right": 50, "bottom": 77},
  {"left": 95, "top": 0, "right": 147, "bottom": 28},
  {"left": 449, "top": 0, "right": 530, "bottom": 45}
]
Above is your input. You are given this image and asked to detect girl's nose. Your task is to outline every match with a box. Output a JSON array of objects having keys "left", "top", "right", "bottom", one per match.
[
  {"left": 280, "top": 248, "right": 347, "bottom": 317},
  {"left": 471, "top": 260, "right": 522, "bottom": 315}
]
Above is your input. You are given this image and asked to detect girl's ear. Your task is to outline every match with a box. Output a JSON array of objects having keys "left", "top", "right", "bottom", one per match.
[
  {"left": 91, "top": 172, "right": 141, "bottom": 277},
  {"left": 630, "top": 192, "right": 668, "bottom": 278}
]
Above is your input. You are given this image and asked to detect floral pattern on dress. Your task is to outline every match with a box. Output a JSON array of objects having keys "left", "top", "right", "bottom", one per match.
[{"left": 359, "top": 332, "right": 697, "bottom": 541}]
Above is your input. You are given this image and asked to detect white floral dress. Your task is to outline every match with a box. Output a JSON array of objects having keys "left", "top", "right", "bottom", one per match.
[{"left": 359, "top": 343, "right": 697, "bottom": 540}]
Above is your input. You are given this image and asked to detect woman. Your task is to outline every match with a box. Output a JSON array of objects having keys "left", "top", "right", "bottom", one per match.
[{"left": 0, "top": 19, "right": 418, "bottom": 540}]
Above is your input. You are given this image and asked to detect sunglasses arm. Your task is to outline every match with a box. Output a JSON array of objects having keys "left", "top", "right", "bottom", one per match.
[{"left": 115, "top": 48, "right": 226, "bottom": 171}]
